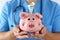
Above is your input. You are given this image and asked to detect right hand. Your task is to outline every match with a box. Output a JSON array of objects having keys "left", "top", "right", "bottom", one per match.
[{"left": 13, "top": 25, "right": 29, "bottom": 38}]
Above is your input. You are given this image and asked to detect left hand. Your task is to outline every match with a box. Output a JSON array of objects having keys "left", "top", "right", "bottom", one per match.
[{"left": 29, "top": 26, "right": 49, "bottom": 39}]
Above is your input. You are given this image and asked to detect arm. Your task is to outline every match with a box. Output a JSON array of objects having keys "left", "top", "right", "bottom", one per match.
[
  {"left": 43, "top": 32, "right": 60, "bottom": 40},
  {"left": 0, "top": 25, "right": 29, "bottom": 40},
  {"left": 0, "top": 2, "right": 16, "bottom": 40},
  {"left": 32, "top": 27, "right": 60, "bottom": 40},
  {"left": 43, "top": 3, "right": 60, "bottom": 40},
  {"left": 30, "top": 3, "right": 60, "bottom": 40},
  {"left": 0, "top": 2, "right": 29, "bottom": 40},
  {"left": 0, "top": 31, "right": 16, "bottom": 40}
]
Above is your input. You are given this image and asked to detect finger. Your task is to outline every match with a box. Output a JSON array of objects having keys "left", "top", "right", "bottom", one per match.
[
  {"left": 14, "top": 32, "right": 27, "bottom": 37},
  {"left": 13, "top": 26, "right": 20, "bottom": 33},
  {"left": 35, "top": 31, "right": 39, "bottom": 34},
  {"left": 14, "top": 25, "right": 20, "bottom": 30},
  {"left": 14, "top": 28, "right": 20, "bottom": 33},
  {"left": 14, "top": 32, "right": 19, "bottom": 36},
  {"left": 30, "top": 33, "right": 39, "bottom": 38},
  {"left": 33, "top": 32, "right": 39, "bottom": 38},
  {"left": 42, "top": 27, "right": 47, "bottom": 33},
  {"left": 30, "top": 34, "right": 34, "bottom": 38},
  {"left": 19, "top": 32, "right": 27, "bottom": 35},
  {"left": 39, "top": 27, "right": 46, "bottom": 38},
  {"left": 30, "top": 35, "right": 39, "bottom": 38},
  {"left": 17, "top": 35, "right": 29, "bottom": 38},
  {"left": 39, "top": 27, "right": 44, "bottom": 34},
  {"left": 39, "top": 27, "right": 45, "bottom": 35}
]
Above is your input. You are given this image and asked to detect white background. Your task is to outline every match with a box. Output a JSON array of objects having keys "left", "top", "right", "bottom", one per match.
[{"left": 0, "top": 0, "right": 60, "bottom": 9}]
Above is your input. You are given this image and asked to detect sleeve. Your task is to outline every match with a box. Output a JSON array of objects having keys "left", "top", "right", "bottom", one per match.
[
  {"left": 0, "top": 2, "right": 9, "bottom": 32},
  {"left": 52, "top": 4, "right": 60, "bottom": 32}
]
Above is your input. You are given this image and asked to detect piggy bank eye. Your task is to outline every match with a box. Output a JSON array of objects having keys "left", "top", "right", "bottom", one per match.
[
  {"left": 32, "top": 18, "right": 35, "bottom": 20},
  {"left": 28, "top": 18, "right": 30, "bottom": 20}
]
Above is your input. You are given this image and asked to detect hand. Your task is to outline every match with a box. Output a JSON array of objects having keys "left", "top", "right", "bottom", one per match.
[
  {"left": 30, "top": 26, "right": 49, "bottom": 39},
  {"left": 13, "top": 25, "right": 29, "bottom": 38}
]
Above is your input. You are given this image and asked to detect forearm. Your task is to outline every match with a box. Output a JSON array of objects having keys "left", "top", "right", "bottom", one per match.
[
  {"left": 0, "top": 31, "right": 16, "bottom": 40},
  {"left": 43, "top": 32, "right": 60, "bottom": 40}
]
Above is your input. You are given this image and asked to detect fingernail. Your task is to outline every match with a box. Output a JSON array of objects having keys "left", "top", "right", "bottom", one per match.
[
  {"left": 17, "top": 30, "right": 20, "bottom": 33},
  {"left": 17, "top": 31, "right": 19, "bottom": 33},
  {"left": 26, "top": 36, "right": 29, "bottom": 38}
]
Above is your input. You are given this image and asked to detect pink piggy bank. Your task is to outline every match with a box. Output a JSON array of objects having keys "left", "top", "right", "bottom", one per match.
[{"left": 19, "top": 12, "right": 43, "bottom": 32}]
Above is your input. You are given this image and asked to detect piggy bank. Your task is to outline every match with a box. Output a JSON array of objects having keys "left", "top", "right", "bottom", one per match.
[{"left": 19, "top": 12, "right": 43, "bottom": 32}]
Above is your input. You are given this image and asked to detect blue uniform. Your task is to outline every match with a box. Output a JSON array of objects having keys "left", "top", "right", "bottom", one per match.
[{"left": 0, "top": 0, "right": 60, "bottom": 40}]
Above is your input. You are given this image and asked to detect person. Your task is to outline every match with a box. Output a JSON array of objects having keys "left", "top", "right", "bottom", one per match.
[{"left": 0, "top": 0, "right": 60, "bottom": 40}]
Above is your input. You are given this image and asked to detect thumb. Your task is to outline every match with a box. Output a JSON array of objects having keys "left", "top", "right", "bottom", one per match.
[{"left": 13, "top": 25, "right": 20, "bottom": 33}]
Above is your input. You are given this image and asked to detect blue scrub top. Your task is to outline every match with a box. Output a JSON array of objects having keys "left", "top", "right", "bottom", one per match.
[{"left": 0, "top": 0, "right": 60, "bottom": 40}]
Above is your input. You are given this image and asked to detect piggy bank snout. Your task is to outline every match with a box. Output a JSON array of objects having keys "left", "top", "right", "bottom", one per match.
[{"left": 29, "top": 24, "right": 35, "bottom": 28}]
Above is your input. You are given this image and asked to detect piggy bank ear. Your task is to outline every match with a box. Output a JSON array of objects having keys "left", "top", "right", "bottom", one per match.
[
  {"left": 35, "top": 13, "right": 42, "bottom": 19},
  {"left": 20, "top": 12, "right": 28, "bottom": 19}
]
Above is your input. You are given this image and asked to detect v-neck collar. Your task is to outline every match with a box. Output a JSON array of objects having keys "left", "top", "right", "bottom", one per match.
[{"left": 22, "top": 0, "right": 41, "bottom": 13}]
